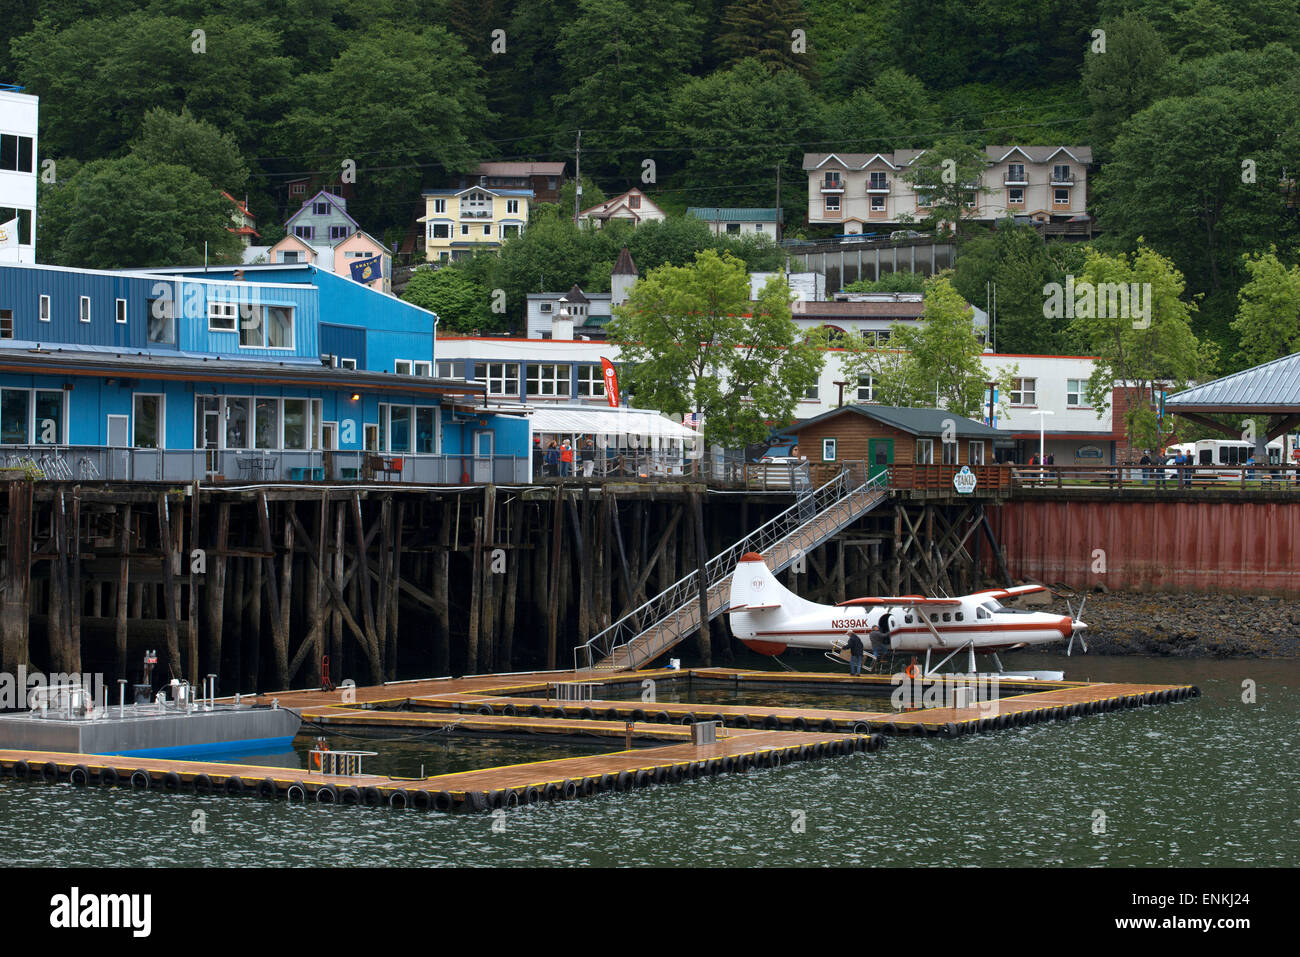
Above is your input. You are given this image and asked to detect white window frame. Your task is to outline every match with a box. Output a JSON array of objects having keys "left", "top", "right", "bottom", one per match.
[
  {"left": 1053, "top": 187, "right": 1070, "bottom": 206},
  {"left": 115, "top": 298, "right": 127, "bottom": 325},
  {"left": 79, "top": 296, "right": 91, "bottom": 324},
  {"left": 132, "top": 393, "right": 164, "bottom": 450},
  {"left": 856, "top": 375, "right": 875, "bottom": 403},
  {"left": 870, "top": 194, "right": 886, "bottom": 212},
  {"left": 824, "top": 195, "right": 840, "bottom": 212},
  {"left": 942, "top": 440, "right": 958, "bottom": 465},
  {"left": 969, "top": 441, "right": 985, "bottom": 465},
  {"left": 433, "top": 199, "right": 446, "bottom": 214},
  {"left": 506, "top": 199, "right": 519, "bottom": 214},
  {"left": 340, "top": 357, "right": 357, "bottom": 370},
  {"left": 916, "top": 438, "right": 934, "bottom": 464},
  {"left": 39, "top": 294, "right": 50, "bottom": 322},
  {"left": 527, "top": 363, "right": 571, "bottom": 398},
  {"left": 395, "top": 359, "right": 413, "bottom": 376},
  {"left": 378, "top": 402, "right": 439, "bottom": 454},
  {"left": 476, "top": 362, "right": 520, "bottom": 397},
  {"left": 1008, "top": 187, "right": 1025, "bottom": 205},
  {"left": 414, "top": 360, "right": 432, "bottom": 377},
  {"left": 208, "top": 301, "right": 238, "bottom": 332},
  {"left": 1066, "top": 378, "right": 1090, "bottom": 407},
  {"left": 822, "top": 437, "right": 837, "bottom": 462},
  {"left": 575, "top": 364, "right": 606, "bottom": 398},
  {"left": 0, "top": 309, "right": 12, "bottom": 339},
  {"left": 1010, "top": 377, "right": 1037, "bottom": 406}
]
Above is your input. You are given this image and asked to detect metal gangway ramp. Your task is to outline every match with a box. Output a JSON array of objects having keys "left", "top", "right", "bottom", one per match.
[{"left": 575, "top": 463, "right": 890, "bottom": 672}]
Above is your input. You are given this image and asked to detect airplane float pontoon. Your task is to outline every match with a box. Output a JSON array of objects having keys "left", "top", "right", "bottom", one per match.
[{"left": 727, "top": 552, "right": 1088, "bottom": 679}]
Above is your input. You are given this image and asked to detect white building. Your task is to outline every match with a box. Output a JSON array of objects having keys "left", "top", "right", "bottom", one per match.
[
  {"left": 0, "top": 85, "right": 38, "bottom": 263},
  {"left": 434, "top": 334, "right": 1120, "bottom": 462},
  {"left": 525, "top": 246, "right": 639, "bottom": 340},
  {"left": 750, "top": 270, "right": 825, "bottom": 302},
  {"left": 688, "top": 207, "right": 780, "bottom": 239}
]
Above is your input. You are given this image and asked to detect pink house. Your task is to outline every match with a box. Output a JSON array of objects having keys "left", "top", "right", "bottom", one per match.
[{"left": 333, "top": 230, "right": 391, "bottom": 294}]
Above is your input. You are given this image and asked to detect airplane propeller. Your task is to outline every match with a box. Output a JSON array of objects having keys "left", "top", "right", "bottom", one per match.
[{"left": 1064, "top": 595, "right": 1089, "bottom": 656}]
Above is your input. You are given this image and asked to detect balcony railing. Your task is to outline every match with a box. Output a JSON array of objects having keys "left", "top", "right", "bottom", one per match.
[
  {"left": 1050, "top": 171, "right": 1075, "bottom": 185},
  {"left": 820, "top": 178, "right": 845, "bottom": 191},
  {"left": 0, "top": 446, "right": 528, "bottom": 485},
  {"left": 867, "top": 178, "right": 890, "bottom": 192},
  {"left": 1003, "top": 171, "right": 1028, "bottom": 185},
  {"left": 460, "top": 208, "right": 493, "bottom": 219}
]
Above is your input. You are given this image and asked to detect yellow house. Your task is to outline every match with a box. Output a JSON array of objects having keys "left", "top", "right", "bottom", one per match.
[{"left": 419, "top": 185, "right": 533, "bottom": 262}]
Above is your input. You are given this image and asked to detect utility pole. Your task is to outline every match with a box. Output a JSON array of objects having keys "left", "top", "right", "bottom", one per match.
[
  {"left": 573, "top": 130, "right": 582, "bottom": 225},
  {"left": 775, "top": 163, "right": 782, "bottom": 242}
]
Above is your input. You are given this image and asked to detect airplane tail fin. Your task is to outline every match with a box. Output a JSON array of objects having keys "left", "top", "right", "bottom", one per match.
[{"left": 728, "top": 552, "right": 790, "bottom": 614}]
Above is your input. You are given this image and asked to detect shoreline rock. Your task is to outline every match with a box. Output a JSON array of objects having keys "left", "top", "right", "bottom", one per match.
[{"left": 1014, "top": 589, "right": 1300, "bottom": 658}]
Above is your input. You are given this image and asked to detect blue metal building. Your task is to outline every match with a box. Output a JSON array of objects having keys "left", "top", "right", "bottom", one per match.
[{"left": 0, "top": 262, "right": 529, "bottom": 483}]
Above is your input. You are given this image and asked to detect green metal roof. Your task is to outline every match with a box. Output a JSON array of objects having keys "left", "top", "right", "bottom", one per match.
[
  {"left": 788, "top": 404, "right": 1002, "bottom": 438},
  {"left": 685, "top": 207, "right": 781, "bottom": 222}
]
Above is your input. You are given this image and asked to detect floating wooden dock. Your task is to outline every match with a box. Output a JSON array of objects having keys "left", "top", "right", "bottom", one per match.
[{"left": 0, "top": 666, "right": 1198, "bottom": 811}]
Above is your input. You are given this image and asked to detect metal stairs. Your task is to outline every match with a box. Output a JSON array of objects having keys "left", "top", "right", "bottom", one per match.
[{"left": 574, "top": 463, "right": 890, "bottom": 672}]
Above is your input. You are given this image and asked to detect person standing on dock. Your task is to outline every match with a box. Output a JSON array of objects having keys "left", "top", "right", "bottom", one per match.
[
  {"left": 581, "top": 437, "right": 596, "bottom": 477},
  {"left": 844, "top": 630, "right": 865, "bottom": 676},
  {"left": 560, "top": 440, "right": 574, "bottom": 477}
]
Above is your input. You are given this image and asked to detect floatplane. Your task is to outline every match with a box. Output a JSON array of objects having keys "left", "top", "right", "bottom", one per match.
[{"left": 727, "top": 552, "right": 1088, "bottom": 679}]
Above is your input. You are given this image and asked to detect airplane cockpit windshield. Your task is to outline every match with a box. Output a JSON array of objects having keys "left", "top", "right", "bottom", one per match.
[{"left": 981, "top": 599, "right": 1003, "bottom": 613}]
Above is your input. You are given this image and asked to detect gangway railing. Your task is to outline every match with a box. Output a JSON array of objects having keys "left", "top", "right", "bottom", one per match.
[{"left": 573, "top": 463, "right": 889, "bottom": 672}]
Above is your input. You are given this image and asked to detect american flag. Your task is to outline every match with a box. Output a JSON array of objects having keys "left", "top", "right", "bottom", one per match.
[{"left": 683, "top": 413, "right": 702, "bottom": 430}]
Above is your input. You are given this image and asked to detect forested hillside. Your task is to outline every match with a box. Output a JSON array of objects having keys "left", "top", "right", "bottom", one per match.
[{"left": 5, "top": 0, "right": 1300, "bottom": 369}]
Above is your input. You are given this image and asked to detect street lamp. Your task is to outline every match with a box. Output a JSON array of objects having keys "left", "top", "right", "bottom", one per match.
[{"left": 1031, "top": 409, "right": 1054, "bottom": 464}]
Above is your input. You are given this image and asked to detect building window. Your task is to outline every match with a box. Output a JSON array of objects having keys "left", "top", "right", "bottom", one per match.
[
  {"left": 1007, "top": 187, "right": 1025, "bottom": 205},
  {"left": 507, "top": 199, "right": 519, "bottom": 214},
  {"left": 225, "top": 397, "right": 250, "bottom": 449},
  {"left": 575, "top": 364, "right": 606, "bottom": 398},
  {"left": 482, "top": 224, "right": 491, "bottom": 236},
  {"left": 1053, "top": 164, "right": 1071, "bottom": 182},
  {"left": 380, "top": 404, "right": 437, "bottom": 453},
  {"left": 132, "top": 394, "right": 162, "bottom": 449},
  {"left": 79, "top": 296, "right": 91, "bottom": 323},
  {"left": 266, "top": 306, "right": 293, "bottom": 348},
  {"left": 916, "top": 193, "right": 931, "bottom": 208},
  {"left": 431, "top": 223, "right": 450, "bottom": 239},
  {"left": 475, "top": 362, "right": 520, "bottom": 396},
  {"left": 461, "top": 224, "right": 469, "bottom": 236},
  {"left": 395, "top": 359, "right": 413, "bottom": 376},
  {"left": 824, "top": 195, "right": 840, "bottom": 212},
  {"left": 0, "top": 133, "right": 34, "bottom": 172},
  {"left": 0, "top": 389, "right": 28, "bottom": 444},
  {"left": 436, "top": 361, "right": 457, "bottom": 378},
  {"left": 39, "top": 295, "right": 50, "bottom": 322},
  {"left": 1010, "top": 377, "right": 1037, "bottom": 406},
  {"left": 527, "top": 363, "right": 571, "bottom": 397},
  {"left": 1007, "top": 163, "right": 1026, "bottom": 182},
  {"left": 313, "top": 201, "right": 329, "bottom": 215},
  {"left": 146, "top": 296, "right": 175, "bottom": 345},
  {"left": 502, "top": 224, "right": 520, "bottom": 239},
  {"left": 434, "top": 199, "right": 446, "bottom": 214},
  {"left": 282, "top": 398, "right": 308, "bottom": 450},
  {"left": 340, "top": 357, "right": 357, "bottom": 370},
  {"left": 869, "top": 171, "right": 888, "bottom": 190},
  {"left": 964, "top": 192, "right": 977, "bottom": 208},
  {"left": 115, "top": 298, "right": 127, "bottom": 324},
  {"left": 414, "top": 361, "right": 432, "bottom": 377},
  {"left": 725, "top": 222, "right": 740, "bottom": 234},
  {"left": 856, "top": 375, "right": 875, "bottom": 402},
  {"left": 629, "top": 194, "right": 641, "bottom": 210},
  {"left": 290, "top": 183, "right": 306, "bottom": 196},
  {"left": 916, "top": 438, "right": 934, "bottom": 464},
  {"left": 0, "top": 208, "right": 32, "bottom": 245},
  {"left": 0, "top": 309, "right": 11, "bottom": 339},
  {"left": 294, "top": 225, "right": 313, "bottom": 239},
  {"left": 208, "top": 301, "right": 238, "bottom": 332},
  {"left": 969, "top": 441, "right": 985, "bottom": 465},
  {"left": 822, "top": 438, "right": 837, "bottom": 462},
  {"left": 1053, "top": 187, "right": 1070, "bottom": 206},
  {"left": 870, "top": 195, "right": 886, "bottom": 213},
  {"left": 1066, "top": 378, "right": 1090, "bottom": 406},
  {"left": 942, "top": 440, "right": 958, "bottom": 465},
  {"left": 254, "top": 398, "right": 279, "bottom": 449},
  {"left": 330, "top": 225, "right": 350, "bottom": 240},
  {"left": 803, "top": 383, "right": 819, "bottom": 400}
]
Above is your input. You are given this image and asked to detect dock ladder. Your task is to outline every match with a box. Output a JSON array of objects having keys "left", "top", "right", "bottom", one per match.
[{"left": 574, "top": 463, "right": 891, "bottom": 672}]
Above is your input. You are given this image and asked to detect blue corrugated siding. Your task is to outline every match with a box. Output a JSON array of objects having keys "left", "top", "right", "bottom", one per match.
[
  {"left": 320, "top": 323, "right": 366, "bottom": 367},
  {"left": 0, "top": 264, "right": 159, "bottom": 349}
]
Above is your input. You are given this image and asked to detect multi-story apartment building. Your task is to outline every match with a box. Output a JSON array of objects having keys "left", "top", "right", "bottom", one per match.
[
  {"left": 420, "top": 185, "right": 532, "bottom": 261},
  {"left": 0, "top": 85, "right": 37, "bottom": 262},
  {"left": 803, "top": 146, "right": 1091, "bottom": 233}
]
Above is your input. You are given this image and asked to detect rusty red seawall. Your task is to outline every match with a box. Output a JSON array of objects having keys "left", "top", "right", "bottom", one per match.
[{"left": 987, "top": 498, "right": 1300, "bottom": 596}]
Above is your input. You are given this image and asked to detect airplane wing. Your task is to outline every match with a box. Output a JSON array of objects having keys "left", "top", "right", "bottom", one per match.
[
  {"left": 835, "top": 596, "right": 964, "bottom": 607},
  {"left": 970, "top": 584, "right": 1048, "bottom": 601}
]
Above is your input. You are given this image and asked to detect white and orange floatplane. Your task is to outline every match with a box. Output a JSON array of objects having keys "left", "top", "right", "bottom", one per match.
[{"left": 726, "top": 552, "right": 1088, "bottom": 679}]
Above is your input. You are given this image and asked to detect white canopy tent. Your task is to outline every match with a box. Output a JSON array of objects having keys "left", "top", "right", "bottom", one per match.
[{"left": 527, "top": 404, "right": 703, "bottom": 454}]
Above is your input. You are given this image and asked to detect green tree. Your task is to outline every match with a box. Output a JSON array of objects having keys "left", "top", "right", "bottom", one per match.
[
  {"left": 39, "top": 156, "right": 243, "bottom": 268},
  {"left": 608, "top": 250, "right": 825, "bottom": 445},
  {"left": 669, "top": 59, "right": 818, "bottom": 212},
  {"left": 1080, "top": 13, "right": 1170, "bottom": 160},
  {"left": 401, "top": 267, "right": 495, "bottom": 333},
  {"left": 717, "top": 0, "right": 817, "bottom": 80},
  {"left": 841, "top": 276, "right": 1011, "bottom": 416},
  {"left": 131, "top": 107, "right": 250, "bottom": 192},
  {"left": 843, "top": 271, "right": 927, "bottom": 294},
  {"left": 557, "top": 177, "right": 606, "bottom": 220},
  {"left": 1231, "top": 249, "right": 1300, "bottom": 367},
  {"left": 1067, "top": 245, "right": 1205, "bottom": 448},
  {"left": 898, "top": 139, "right": 989, "bottom": 238},
  {"left": 553, "top": 0, "right": 705, "bottom": 176}
]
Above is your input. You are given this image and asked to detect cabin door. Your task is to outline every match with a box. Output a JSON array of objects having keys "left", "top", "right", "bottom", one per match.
[
  {"left": 107, "top": 414, "right": 129, "bottom": 480},
  {"left": 868, "top": 438, "right": 894, "bottom": 482},
  {"left": 473, "top": 430, "right": 493, "bottom": 483}
]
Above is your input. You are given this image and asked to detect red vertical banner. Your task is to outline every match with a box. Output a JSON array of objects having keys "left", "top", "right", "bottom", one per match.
[{"left": 600, "top": 356, "right": 619, "bottom": 408}]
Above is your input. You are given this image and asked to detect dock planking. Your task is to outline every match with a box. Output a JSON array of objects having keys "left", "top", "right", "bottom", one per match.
[{"left": 0, "top": 666, "right": 1197, "bottom": 812}]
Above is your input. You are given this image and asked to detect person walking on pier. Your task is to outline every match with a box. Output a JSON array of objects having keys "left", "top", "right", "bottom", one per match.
[
  {"left": 844, "top": 630, "right": 865, "bottom": 677},
  {"left": 868, "top": 618, "right": 892, "bottom": 670}
]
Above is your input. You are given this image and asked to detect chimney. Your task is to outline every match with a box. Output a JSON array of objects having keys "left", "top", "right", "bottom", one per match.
[{"left": 553, "top": 298, "right": 574, "bottom": 339}]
